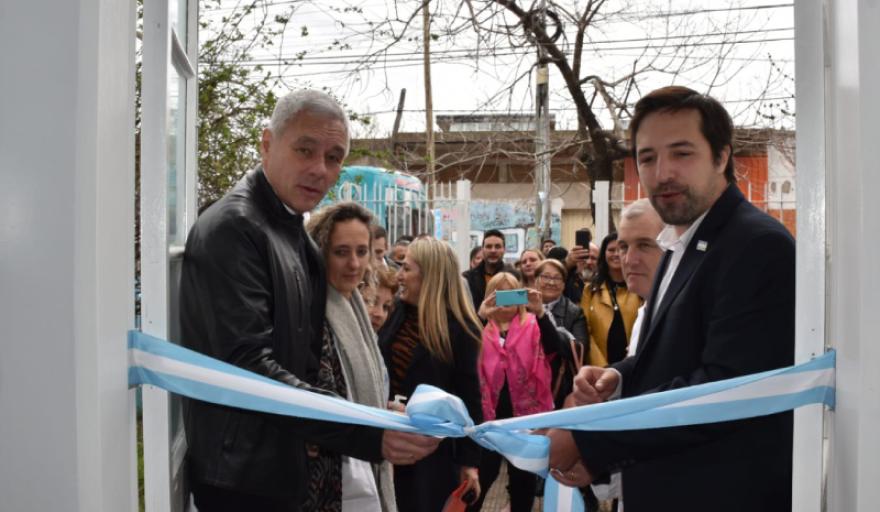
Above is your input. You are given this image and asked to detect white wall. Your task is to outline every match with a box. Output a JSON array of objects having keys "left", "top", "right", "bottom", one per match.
[
  {"left": 0, "top": 0, "right": 137, "bottom": 510},
  {"left": 823, "top": 0, "right": 880, "bottom": 510}
]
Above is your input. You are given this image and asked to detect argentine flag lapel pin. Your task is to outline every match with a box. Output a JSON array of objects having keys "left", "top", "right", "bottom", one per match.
[{"left": 696, "top": 240, "right": 708, "bottom": 252}]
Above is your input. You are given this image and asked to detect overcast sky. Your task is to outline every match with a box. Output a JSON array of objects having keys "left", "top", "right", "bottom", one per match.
[{"left": 202, "top": 0, "right": 795, "bottom": 137}]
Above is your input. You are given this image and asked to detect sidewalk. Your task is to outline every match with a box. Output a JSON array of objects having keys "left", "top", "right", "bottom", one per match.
[{"left": 479, "top": 462, "right": 543, "bottom": 512}]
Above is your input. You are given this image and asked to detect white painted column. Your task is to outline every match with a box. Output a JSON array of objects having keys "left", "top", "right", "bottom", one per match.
[
  {"left": 824, "top": 0, "right": 880, "bottom": 510},
  {"left": 0, "top": 0, "right": 137, "bottom": 510},
  {"left": 140, "top": 1, "right": 174, "bottom": 509},
  {"left": 792, "top": 2, "right": 827, "bottom": 511},
  {"left": 455, "top": 179, "right": 472, "bottom": 270},
  {"left": 592, "top": 181, "right": 610, "bottom": 244}
]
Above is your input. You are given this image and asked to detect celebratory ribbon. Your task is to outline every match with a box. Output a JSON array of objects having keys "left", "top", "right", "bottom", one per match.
[{"left": 129, "top": 330, "right": 835, "bottom": 511}]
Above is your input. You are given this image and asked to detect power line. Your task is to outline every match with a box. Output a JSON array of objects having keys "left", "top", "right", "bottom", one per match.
[
  {"left": 267, "top": 26, "right": 794, "bottom": 55},
  {"left": 612, "top": 2, "right": 793, "bottom": 21},
  {"left": 214, "top": 35, "right": 793, "bottom": 69},
  {"left": 199, "top": 2, "right": 795, "bottom": 44},
  {"left": 200, "top": 1, "right": 793, "bottom": 19},
  {"left": 355, "top": 95, "right": 795, "bottom": 116},
  {"left": 237, "top": 46, "right": 794, "bottom": 80}
]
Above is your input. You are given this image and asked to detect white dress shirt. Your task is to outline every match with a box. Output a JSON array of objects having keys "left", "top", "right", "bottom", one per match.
[
  {"left": 652, "top": 210, "right": 709, "bottom": 316},
  {"left": 606, "top": 211, "right": 710, "bottom": 398},
  {"left": 599, "top": 212, "right": 711, "bottom": 509},
  {"left": 627, "top": 305, "right": 646, "bottom": 357}
]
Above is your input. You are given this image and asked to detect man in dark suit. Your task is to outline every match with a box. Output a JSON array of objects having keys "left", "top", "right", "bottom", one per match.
[{"left": 547, "top": 86, "right": 795, "bottom": 512}]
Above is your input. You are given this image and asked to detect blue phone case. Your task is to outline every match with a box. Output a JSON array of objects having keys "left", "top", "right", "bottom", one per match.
[{"left": 495, "top": 289, "right": 528, "bottom": 306}]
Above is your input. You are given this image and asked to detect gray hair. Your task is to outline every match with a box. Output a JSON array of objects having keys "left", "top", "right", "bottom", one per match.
[
  {"left": 306, "top": 201, "right": 374, "bottom": 256},
  {"left": 268, "top": 90, "right": 351, "bottom": 149},
  {"left": 621, "top": 198, "right": 661, "bottom": 222}
]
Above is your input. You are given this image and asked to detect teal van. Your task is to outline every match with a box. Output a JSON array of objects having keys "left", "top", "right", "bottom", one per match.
[{"left": 320, "top": 165, "right": 431, "bottom": 242}]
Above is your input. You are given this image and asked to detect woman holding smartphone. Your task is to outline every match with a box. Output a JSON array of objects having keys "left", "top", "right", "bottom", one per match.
[
  {"left": 469, "top": 272, "right": 564, "bottom": 512},
  {"left": 378, "top": 238, "right": 483, "bottom": 511}
]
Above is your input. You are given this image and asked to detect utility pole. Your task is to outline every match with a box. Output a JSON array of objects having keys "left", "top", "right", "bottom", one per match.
[
  {"left": 391, "top": 88, "right": 407, "bottom": 156},
  {"left": 422, "top": 1, "right": 435, "bottom": 204},
  {"left": 534, "top": 0, "right": 552, "bottom": 242}
]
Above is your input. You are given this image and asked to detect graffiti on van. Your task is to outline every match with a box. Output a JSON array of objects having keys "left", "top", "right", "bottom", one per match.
[{"left": 469, "top": 200, "right": 562, "bottom": 264}]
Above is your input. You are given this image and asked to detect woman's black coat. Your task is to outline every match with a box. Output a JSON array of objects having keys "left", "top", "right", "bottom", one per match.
[{"left": 377, "top": 301, "right": 483, "bottom": 511}]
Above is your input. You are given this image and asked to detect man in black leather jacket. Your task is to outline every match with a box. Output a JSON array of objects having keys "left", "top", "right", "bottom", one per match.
[{"left": 180, "top": 90, "right": 438, "bottom": 511}]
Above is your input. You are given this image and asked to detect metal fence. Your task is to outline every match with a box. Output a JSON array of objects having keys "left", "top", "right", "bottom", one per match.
[{"left": 337, "top": 179, "right": 473, "bottom": 270}]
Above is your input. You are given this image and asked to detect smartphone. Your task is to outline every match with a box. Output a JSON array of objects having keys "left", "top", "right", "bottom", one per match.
[
  {"left": 575, "top": 229, "right": 592, "bottom": 248},
  {"left": 495, "top": 288, "right": 528, "bottom": 306}
]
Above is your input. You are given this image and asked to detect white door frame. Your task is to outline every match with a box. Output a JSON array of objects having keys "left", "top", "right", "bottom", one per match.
[
  {"left": 141, "top": 0, "right": 199, "bottom": 510},
  {"left": 792, "top": 2, "right": 827, "bottom": 511},
  {"left": 131, "top": 2, "right": 880, "bottom": 510}
]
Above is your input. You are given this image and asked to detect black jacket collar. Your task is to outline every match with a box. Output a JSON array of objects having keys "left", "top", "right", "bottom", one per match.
[
  {"left": 249, "top": 167, "right": 306, "bottom": 230},
  {"left": 639, "top": 184, "right": 745, "bottom": 350}
]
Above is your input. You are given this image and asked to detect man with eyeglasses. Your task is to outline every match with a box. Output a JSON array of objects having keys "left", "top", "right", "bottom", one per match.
[{"left": 535, "top": 258, "right": 588, "bottom": 408}]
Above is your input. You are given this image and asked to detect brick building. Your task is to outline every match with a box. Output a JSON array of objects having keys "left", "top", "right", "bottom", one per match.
[{"left": 349, "top": 116, "right": 796, "bottom": 244}]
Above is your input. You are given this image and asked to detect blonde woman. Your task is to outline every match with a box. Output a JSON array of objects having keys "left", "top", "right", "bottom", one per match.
[
  {"left": 378, "top": 238, "right": 484, "bottom": 511},
  {"left": 360, "top": 266, "right": 399, "bottom": 333},
  {"left": 518, "top": 247, "right": 545, "bottom": 288},
  {"left": 470, "top": 272, "right": 564, "bottom": 512}
]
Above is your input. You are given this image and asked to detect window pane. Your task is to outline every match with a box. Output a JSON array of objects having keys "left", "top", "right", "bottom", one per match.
[
  {"left": 169, "top": 0, "right": 187, "bottom": 44},
  {"left": 166, "top": 66, "right": 187, "bottom": 245},
  {"left": 165, "top": 68, "right": 188, "bottom": 438}
]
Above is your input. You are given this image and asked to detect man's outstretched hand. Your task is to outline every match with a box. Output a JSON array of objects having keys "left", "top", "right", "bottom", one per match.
[
  {"left": 546, "top": 428, "right": 581, "bottom": 473},
  {"left": 572, "top": 366, "right": 620, "bottom": 406},
  {"left": 550, "top": 460, "right": 593, "bottom": 488},
  {"left": 381, "top": 430, "right": 441, "bottom": 465},
  {"left": 546, "top": 428, "right": 594, "bottom": 487}
]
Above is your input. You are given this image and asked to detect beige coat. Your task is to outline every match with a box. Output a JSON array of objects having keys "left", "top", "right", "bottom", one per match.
[{"left": 580, "top": 282, "right": 642, "bottom": 367}]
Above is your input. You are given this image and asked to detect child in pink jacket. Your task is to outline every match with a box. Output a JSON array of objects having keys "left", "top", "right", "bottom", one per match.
[{"left": 469, "top": 272, "right": 565, "bottom": 512}]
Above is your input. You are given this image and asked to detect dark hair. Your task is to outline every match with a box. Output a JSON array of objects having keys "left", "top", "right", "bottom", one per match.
[
  {"left": 469, "top": 246, "right": 482, "bottom": 260},
  {"left": 546, "top": 246, "right": 568, "bottom": 264},
  {"left": 306, "top": 202, "right": 374, "bottom": 256},
  {"left": 393, "top": 235, "right": 413, "bottom": 247},
  {"left": 590, "top": 232, "right": 620, "bottom": 291},
  {"left": 630, "top": 86, "right": 735, "bottom": 184},
  {"left": 482, "top": 229, "right": 505, "bottom": 246},
  {"left": 372, "top": 225, "right": 388, "bottom": 240},
  {"left": 541, "top": 238, "right": 556, "bottom": 246}
]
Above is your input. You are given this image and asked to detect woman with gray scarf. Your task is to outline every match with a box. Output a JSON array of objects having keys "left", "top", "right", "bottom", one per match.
[{"left": 306, "top": 202, "right": 402, "bottom": 512}]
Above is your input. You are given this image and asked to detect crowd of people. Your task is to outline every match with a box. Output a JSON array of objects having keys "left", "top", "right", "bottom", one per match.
[{"left": 180, "top": 86, "right": 795, "bottom": 512}]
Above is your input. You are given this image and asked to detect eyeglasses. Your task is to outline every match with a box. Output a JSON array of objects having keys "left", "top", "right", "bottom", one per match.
[{"left": 538, "top": 275, "right": 563, "bottom": 284}]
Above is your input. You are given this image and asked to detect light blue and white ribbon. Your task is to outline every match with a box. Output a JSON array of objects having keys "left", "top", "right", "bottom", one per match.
[
  {"left": 543, "top": 476, "right": 585, "bottom": 512},
  {"left": 129, "top": 330, "right": 835, "bottom": 511}
]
